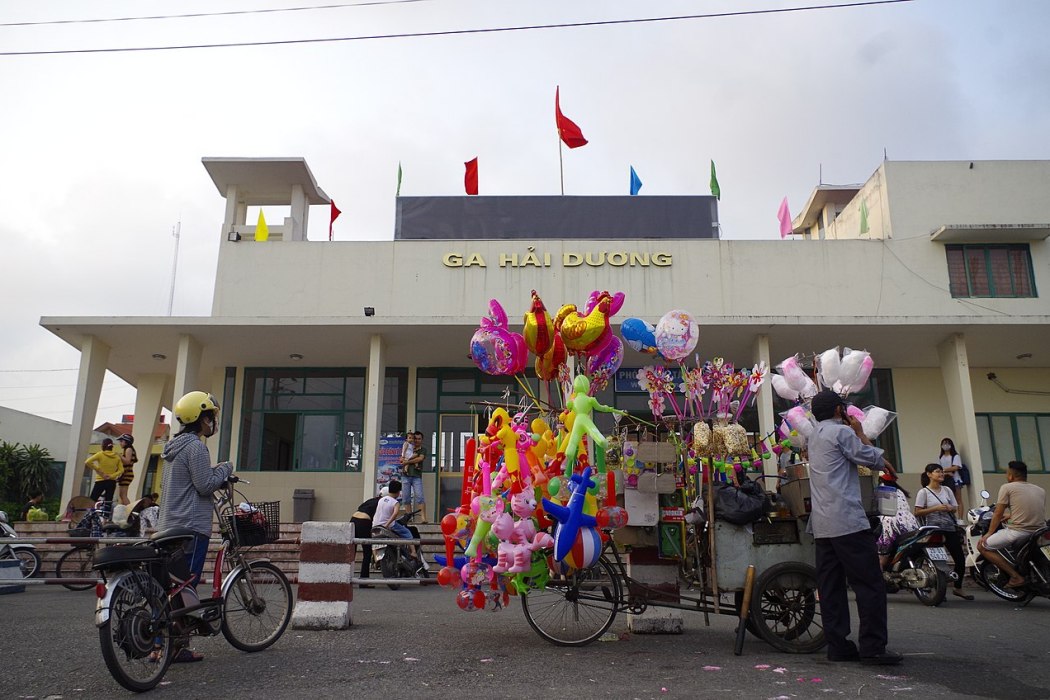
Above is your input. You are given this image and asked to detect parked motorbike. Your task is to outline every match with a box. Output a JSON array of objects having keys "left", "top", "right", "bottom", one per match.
[
  {"left": 0, "top": 510, "right": 41, "bottom": 578},
  {"left": 371, "top": 509, "right": 428, "bottom": 589},
  {"left": 882, "top": 524, "right": 954, "bottom": 606},
  {"left": 965, "top": 489, "right": 1050, "bottom": 605}
]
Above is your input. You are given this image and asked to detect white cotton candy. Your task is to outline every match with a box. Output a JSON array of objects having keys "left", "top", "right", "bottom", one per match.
[
  {"left": 861, "top": 405, "right": 897, "bottom": 440},
  {"left": 844, "top": 355, "right": 875, "bottom": 395},
  {"left": 798, "top": 375, "right": 818, "bottom": 399},
  {"left": 818, "top": 347, "right": 841, "bottom": 389},
  {"left": 771, "top": 374, "right": 798, "bottom": 401},
  {"left": 782, "top": 406, "right": 816, "bottom": 438},
  {"left": 838, "top": 349, "right": 869, "bottom": 392}
]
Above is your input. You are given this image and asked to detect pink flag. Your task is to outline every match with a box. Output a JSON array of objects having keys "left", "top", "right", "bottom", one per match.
[{"left": 778, "top": 197, "right": 793, "bottom": 238}]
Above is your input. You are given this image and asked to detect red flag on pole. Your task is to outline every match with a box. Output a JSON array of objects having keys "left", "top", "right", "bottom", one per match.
[
  {"left": 464, "top": 157, "right": 479, "bottom": 195},
  {"left": 555, "top": 86, "right": 588, "bottom": 149},
  {"left": 329, "top": 200, "right": 341, "bottom": 241}
]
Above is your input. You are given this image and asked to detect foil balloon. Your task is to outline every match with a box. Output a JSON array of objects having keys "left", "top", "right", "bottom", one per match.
[
  {"left": 555, "top": 291, "right": 622, "bottom": 353},
  {"left": 654, "top": 309, "right": 699, "bottom": 361},
  {"left": 470, "top": 299, "right": 527, "bottom": 375},
  {"left": 620, "top": 317, "right": 659, "bottom": 355},
  {"left": 586, "top": 335, "right": 624, "bottom": 391},
  {"left": 534, "top": 333, "right": 567, "bottom": 381},
  {"left": 522, "top": 289, "right": 556, "bottom": 357}
]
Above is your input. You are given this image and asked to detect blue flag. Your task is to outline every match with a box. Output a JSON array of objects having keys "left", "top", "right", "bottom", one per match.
[{"left": 629, "top": 166, "right": 643, "bottom": 196}]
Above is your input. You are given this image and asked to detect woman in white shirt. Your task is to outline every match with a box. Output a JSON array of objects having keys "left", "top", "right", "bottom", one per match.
[{"left": 937, "top": 437, "right": 964, "bottom": 518}]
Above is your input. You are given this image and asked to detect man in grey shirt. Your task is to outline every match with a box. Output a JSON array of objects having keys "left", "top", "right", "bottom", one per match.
[{"left": 808, "top": 389, "right": 901, "bottom": 666}]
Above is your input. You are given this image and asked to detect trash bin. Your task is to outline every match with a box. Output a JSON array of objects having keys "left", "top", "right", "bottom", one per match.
[{"left": 292, "top": 489, "right": 315, "bottom": 523}]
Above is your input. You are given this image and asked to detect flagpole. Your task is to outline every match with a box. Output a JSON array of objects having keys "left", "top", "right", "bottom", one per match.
[
  {"left": 166, "top": 220, "right": 181, "bottom": 316},
  {"left": 558, "top": 136, "right": 565, "bottom": 195}
]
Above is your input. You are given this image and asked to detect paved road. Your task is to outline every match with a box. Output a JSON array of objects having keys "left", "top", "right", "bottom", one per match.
[{"left": 2, "top": 582, "right": 1049, "bottom": 699}]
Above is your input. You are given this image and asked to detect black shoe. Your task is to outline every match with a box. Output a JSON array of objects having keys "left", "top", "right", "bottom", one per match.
[
  {"left": 358, "top": 583, "right": 374, "bottom": 589},
  {"left": 860, "top": 650, "right": 904, "bottom": 666},
  {"left": 828, "top": 651, "right": 860, "bottom": 662}
]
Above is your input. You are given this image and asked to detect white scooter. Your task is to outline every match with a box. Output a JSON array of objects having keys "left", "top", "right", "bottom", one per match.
[{"left": 0, "top": 510, "right": 41, "bottom": 578}]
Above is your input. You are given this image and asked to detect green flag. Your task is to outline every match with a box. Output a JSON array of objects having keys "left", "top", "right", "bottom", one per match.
[
  {"left": 860, "top": 199, "right": 869, "bottom": 234},
  {"left": 396, "top": 162, "right": 403, "bottom": 197},
  {"left": 709, "top": 160, "right": 720, "bottom": 200}
]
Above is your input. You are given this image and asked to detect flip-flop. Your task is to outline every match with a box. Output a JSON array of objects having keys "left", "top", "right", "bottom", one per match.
[
  {"left": 1005, "top": 578, "right": 1026, "bottom": 589},
  {"left": 173, "top": 649, "right": 204, "bottom": 663},
  {"left": 952, "top": 590, "right": 975, "bottom": 600}
]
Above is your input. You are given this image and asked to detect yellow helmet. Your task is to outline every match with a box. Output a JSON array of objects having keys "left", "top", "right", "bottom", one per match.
[{"left": 173, "top": 391, "right": 220, "bottom": 425}]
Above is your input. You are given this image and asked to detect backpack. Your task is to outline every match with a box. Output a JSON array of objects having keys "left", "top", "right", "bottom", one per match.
[{"left": 958, "top": 463, "right": 971, "bottom": 486}]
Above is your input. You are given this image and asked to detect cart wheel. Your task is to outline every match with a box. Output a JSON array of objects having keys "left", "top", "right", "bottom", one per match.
[
  {"left": 521, "top": 557, "right": 621, "bottom": 647},
  {"left": 749, "top": 562, "right": 826, "bottom": 654}
]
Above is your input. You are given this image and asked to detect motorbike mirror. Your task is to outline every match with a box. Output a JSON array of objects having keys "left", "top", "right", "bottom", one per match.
[{"left": 980, "top": 490, "right": 990, "bottom": 499}]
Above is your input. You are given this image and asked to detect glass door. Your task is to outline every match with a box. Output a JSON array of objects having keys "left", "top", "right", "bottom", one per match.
[{"left": 436, "top": 413, "right": 478, "bottom": 518}]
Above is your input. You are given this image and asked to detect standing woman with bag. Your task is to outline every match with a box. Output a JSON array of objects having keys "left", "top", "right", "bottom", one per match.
[
  {"left": 116, "top": 433, "right": 138, "bottom": 506},
  {"left": 914, "top": 463, "right": 972, "bottom": 601},
  {"left": 937, "top": 438, "right": 965, "bottom": 518}
]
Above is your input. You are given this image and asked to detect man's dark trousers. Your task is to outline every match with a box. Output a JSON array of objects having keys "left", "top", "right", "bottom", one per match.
[{"left": 815, "top": 528, "right": 888, "bottom": 658}]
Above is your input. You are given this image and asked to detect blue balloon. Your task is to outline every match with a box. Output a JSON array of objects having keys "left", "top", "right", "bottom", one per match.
[
  {"left": 543, "top": 467, "right": 598, "bottom": 562},
  {"left": 620, "top": 317, "right": 658, "bottom": 355}
]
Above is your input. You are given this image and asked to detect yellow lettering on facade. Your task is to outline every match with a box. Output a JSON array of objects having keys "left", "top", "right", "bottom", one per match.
[
  {"left": 443, "top": 253, "right": 463, "bottom": 267},
  {"left": 520, "top": 251, "right": 541, "bottom": 267},
  {"left": 465, "top": 253, "right": 487, "bottom": 267},
  {"left": 629, "top": 252, "right": 649, "bottom": 266},
  {"left": 563, "top": 252, "right": 583, "bottom": 267},
  {"left": 652, "top": 252, "right": 672, "bottom": 267},
  {"left": 544, "top": 252, "right": 552, "bottom": 267},
  {"left": 607, "top": 251, "right": 628, "bottom": 266},
  {"left": 500, "top": 253, "right": 518, "bottom": 268},
  {"left": 585, "top": 252, "right": 606, "bottom": 266}
]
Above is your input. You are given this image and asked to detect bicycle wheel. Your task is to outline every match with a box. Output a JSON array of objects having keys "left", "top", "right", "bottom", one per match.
[
  {"left": 14, "top": 548, "right": 41, "bottom": 578},
  {"left": 98, "top": 571, "right": 173, "bottom": 692},
  {"left": 57, "top": 547, "right": 95, "bottom": 591},
  {"left": 521, "top": 557, "right": 621, "bottom": 646},
  {"left": 749, "top": 562, "right": 826, "bottom": 654},
  {"left": 221, "top": 561, "right": 293, "bottom": 652}
]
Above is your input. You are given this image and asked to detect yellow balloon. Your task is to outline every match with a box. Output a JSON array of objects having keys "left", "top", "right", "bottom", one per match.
[{"left": 523, "top": 290, "right": 556, "bottom": 356}]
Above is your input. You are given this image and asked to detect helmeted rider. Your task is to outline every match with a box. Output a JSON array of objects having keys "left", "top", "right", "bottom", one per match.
[{"left": 159, "top": 391, "right": 234, "bottom": 663}]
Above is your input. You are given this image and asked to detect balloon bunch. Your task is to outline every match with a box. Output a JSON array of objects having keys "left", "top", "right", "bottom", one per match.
[
  {"left": 436, "top": 385, "right": 628, "bottom": 612},
  {"left": 471, "top": 289, "right": 627, "bottom": 394}
]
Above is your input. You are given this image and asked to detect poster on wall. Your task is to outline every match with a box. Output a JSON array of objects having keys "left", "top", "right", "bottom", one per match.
[{"left": 375, "top": 435, "right": 406, "bottom": 495}]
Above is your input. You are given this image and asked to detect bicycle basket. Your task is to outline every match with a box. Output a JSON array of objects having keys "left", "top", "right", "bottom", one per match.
[{"left": 224, "top": 501, "right": 280, "bottom": 547}]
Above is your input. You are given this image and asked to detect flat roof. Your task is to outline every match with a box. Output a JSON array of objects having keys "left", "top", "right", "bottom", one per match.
[
  {"left": 202, "top": 157, "right": 330, "bottom": 205},
  {"left": 792, "top": 185, "right": 862, "bottom": 232}
]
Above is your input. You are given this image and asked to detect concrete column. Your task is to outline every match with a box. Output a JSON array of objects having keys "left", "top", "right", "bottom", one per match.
[
  {"left": 753, "top": 334, "right": 777, "bottom": 483},
  {"left": 222, "top": 185, "right": 240, "bottom": 237},
  {"left": 361, "top": 334, "right": 386, "bottom": 503},
  {"left": 61, "top": 336, "right": 110, "bottom": 506},
  {"left": 172, "top": 334, "right": 202, "bottom": 408},
  {"left": 937, "top": 333, "right": 985, "bottom": 504},
  {"left": 128, "top": 374, "right": 171, "bottom": 501},
  {"left": 290, "top": 184, "right": 307, "bottom": 241}
]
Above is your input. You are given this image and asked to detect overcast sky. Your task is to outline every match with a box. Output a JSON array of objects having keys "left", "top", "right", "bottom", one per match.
[{"left": 1, "top": 0, "right": 1048, "bottom": 427}]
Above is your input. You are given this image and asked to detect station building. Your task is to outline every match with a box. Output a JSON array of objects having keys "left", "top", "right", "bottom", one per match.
[{"left": 43, "top": 158, "right": 1050, "bottom": 520}]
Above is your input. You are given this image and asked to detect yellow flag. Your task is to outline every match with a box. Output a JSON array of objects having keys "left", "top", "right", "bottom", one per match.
[{"left": 255, "top": 210, "right": 269, "bottom": 242}]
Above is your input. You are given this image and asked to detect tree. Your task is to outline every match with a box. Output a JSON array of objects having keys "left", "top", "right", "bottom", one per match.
[
  {"left": 0, "top": 441, "right": 20, "bottom": 501},
  {"left": 18, "top": 444, "right": 54, "bottom": 500}
]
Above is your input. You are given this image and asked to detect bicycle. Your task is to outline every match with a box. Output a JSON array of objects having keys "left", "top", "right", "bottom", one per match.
[
  {"left": 56, "top": 505, "right": 135, "bottom": 591},
  {"left": 91, "top": 477, "right": 292, "bottom": 692},
  {"left": 519, "top": 524, "right": 825, "bottom": 653}
]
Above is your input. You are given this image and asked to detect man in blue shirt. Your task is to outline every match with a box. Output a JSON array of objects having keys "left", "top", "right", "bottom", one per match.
[{"left": 808, "top": 389, "right": 901, "bottom": 666}]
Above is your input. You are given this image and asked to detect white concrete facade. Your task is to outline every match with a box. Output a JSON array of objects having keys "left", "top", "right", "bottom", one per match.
[{"left": 41, "top": 159, "right": 1050, "bottom": 520}]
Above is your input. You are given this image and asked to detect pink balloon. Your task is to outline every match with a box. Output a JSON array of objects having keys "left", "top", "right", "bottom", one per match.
[
  {"left": 654, "top": 310, "right": 699, "bottom": 361},
  {"left": 586, "top": 335, "right": 624, "bottom": 390}
]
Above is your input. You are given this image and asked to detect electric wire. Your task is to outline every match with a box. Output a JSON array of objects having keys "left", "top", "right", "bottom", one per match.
[
  {"left": 0, "top": 0, "right": 915, "bottom": 57},
  {"left": 0, "top": 0, "right": 433, "bottom": 28}
]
